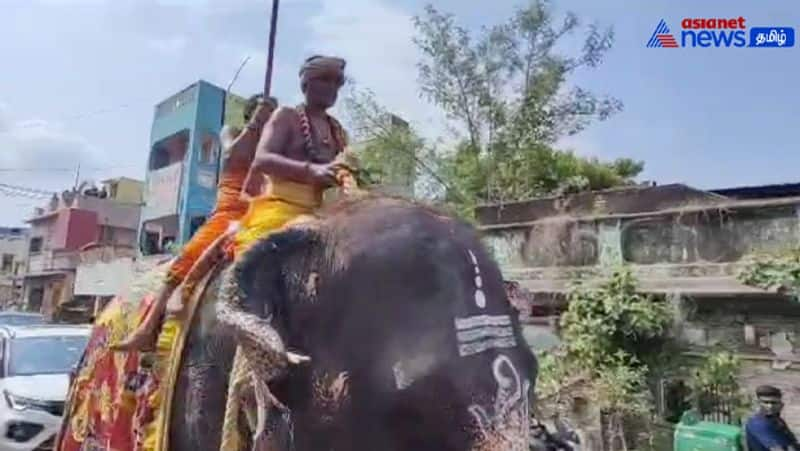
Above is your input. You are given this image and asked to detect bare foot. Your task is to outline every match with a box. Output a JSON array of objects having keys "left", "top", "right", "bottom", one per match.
[{"left": 110, "top": 324, "right": 158, "bottom": 352}]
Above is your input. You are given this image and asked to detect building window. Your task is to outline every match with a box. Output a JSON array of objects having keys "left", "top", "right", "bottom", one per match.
[
  {"left": 200, "top": 132, "right": 220, "bottom": 164},
  {"left": 189, "top": 216, "right": 207, "bottom": 238},
  {"left": 28, "top": 286, "right": 44, "bottom": 312},
  {"left": 1, "top": 254, "right": 12, "bottom": 273},
  {"left": 29, "top": 237, "right": 43, "bottom": 254},
  {"left": 142, "top": 231, "right": 160, "bottom": 256},
  {"left": 149, "top": 129, "right": 190, "bottom": 170}
]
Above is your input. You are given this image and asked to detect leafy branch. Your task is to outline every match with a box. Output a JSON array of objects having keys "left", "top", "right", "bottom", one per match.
[{"left": 738, "top": 248, "right": 800, "bottom": 300}]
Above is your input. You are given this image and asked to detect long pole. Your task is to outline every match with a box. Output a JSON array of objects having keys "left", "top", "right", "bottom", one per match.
[
  {"left": 264, "top": 0, "right": 280, "bottom": 96},
  {"left": 216, "top": 56, "right": 251, "bottom": 186},
  {"left": 74, "top": 162, "right": 81, "bottom": 190}
]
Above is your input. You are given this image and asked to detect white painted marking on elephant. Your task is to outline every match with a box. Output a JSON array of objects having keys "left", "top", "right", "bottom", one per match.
[
  {"left": 468, "top": 249, "right": 478, "bottom": 265},
  {"left": 458, "top": 337, "right": 517, "bottom": 357},
  {"left": 456, "top": 325, "right": 514, "bottom": 343},
  {"left": 474, "top": 290, "right": 487, "bottom": 308},
  {"left": 466, "top": 249, "right": 486, "bottom": 309},
  {"left": 468, "top": 354, "right": 531, "bottom": 450},
  {"left": 393, "top": 361, "right": 412, "bottom": 390},
  {"left": 455, "top": 314, "right": 511, "bottom": 330}
]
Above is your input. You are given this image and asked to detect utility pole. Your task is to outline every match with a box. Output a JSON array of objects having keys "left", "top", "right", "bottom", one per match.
[{"left": 74, "top": 162, "right": 81, "bottom": 191}]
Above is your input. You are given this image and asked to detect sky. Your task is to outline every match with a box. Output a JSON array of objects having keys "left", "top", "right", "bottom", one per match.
[{"left": 0, "top": 0, "right": 798, "bottom": 226}]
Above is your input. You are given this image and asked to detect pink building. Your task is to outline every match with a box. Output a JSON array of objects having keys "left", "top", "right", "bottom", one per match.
[{"left": 23, "top": 178, "right": 143, "bottom": 319}]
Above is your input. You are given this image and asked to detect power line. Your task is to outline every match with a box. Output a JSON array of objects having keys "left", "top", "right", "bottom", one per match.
[
  {"left": 0, "top": 182, "right": 55, "bottom": 199},
  {"left": 0, "top": 165, "right": 138, "bottom": 173},
  {"left": 0, "top": 101, "right": 151, "bottom": 133}
]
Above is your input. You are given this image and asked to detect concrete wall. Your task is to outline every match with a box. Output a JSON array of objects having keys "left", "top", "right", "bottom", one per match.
[
  {"left": 110, "top": 178, "right": 144, "bottom": 204},
  {"left": 484, "top": 204, "right": 800, "bottom": 271},
  {"left": 481, "top": 193, "right": 800, "bottom": 433},
  {"left": 142, "top": 80, "right": 229, "bottom": 248},
  {"left": 180, "top": 80, "right": 225, "bottom": 244},
  {"left": 74, "top": 257, "right": 134, "bottom": 297},
  {"left": 27, "top": 215, "right": 58, "bottom": 254},
  {"left": 53, "top": 208, "right": 98, "bottom": 251},
  {"left": 74, "top": 196, "right": 141, "bottom": 230},
  {"left": 0, "top": 228, "right": 27, "bottom": 305},
  {"left": 23, "top": 272, "right": 74, "bottom": 318},
  {"left": 142, "top": 163, "right": 184, "bottom": 222}
]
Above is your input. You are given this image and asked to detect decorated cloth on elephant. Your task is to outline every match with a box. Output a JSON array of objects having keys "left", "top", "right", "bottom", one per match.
[
  {"left": 57, "top": 257, "right": 178, "bottom": 451},
  {"left": 57, "top": 100, "right": 271, "bottom": 451}
]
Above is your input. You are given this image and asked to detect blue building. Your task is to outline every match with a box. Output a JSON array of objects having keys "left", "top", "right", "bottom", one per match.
[{"left": 139, "top": 80, "right": 247, "bottom": 254}]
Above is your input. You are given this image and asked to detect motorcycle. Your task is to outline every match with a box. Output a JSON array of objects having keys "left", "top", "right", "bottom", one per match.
[{"left": 530, "top": 416, "right": 581, "bottom": 451}]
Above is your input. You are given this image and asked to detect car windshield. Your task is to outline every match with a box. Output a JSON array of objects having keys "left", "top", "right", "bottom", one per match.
[
  {"left": 0, "top": 315, "right": 44, "bottom": 326},
  {"left": 8, "top": 335, "right": 88, "bottom": 376}
]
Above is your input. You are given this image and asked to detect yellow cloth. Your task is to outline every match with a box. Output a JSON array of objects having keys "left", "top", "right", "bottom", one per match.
[
  {"left": 215, "top": 177, "right": 323, "bottom": 451},
  {"left": 144, "top": 317, "right": 181, "bottom": 451},
  {"left": 233, "top": 177, "right": 322, "bottom": 255}
]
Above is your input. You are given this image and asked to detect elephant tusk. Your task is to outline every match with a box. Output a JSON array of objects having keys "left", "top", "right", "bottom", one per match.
[{"left": 287, "top": 352, "right": 311, "bottom": 365}]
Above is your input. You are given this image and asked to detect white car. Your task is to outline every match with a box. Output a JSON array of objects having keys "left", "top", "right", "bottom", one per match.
[{"left": 0, "top": 325, "right": 89, "bottom": 451}]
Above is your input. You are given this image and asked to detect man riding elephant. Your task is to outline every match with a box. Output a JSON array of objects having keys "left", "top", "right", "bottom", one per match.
[{"left": 217, "top": 54, "right": 357, "bottom": 449}]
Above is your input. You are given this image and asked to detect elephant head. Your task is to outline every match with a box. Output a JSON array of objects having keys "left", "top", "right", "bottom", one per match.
[{"left": 212, "top": 196, "right": 538, "bottom": 451}]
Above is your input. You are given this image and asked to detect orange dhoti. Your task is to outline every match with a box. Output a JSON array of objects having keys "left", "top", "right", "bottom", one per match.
[{"left": 166, "top": 171, "right": 249, "bottom": 286}]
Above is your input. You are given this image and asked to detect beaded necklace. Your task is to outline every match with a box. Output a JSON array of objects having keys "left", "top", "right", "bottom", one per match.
[{"left": 297, "top": 104, "right": 347, "bottom": 162}]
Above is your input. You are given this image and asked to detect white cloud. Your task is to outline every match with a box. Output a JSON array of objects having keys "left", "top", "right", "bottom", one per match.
[
  {"left": 0, "top": 104, "right": 113, "bottom": 225},
  {"left": 146, "top": 36, "right": 189, "bottom": 54},
  {"left": 0, "top": 106, "right": 107, "bottom": 174}
]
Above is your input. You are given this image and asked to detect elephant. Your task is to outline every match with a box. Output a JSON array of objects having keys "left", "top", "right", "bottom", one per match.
[
  {"left": 63, "top": 195, "right": 538, "bottom": 451},
  {"left": 174, "top": 195, "right": 538, "bottom": 450}
]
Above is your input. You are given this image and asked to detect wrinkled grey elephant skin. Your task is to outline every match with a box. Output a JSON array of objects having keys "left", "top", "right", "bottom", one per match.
[{"left": 169, "top": 196, "right": 538, "bottom": 451}]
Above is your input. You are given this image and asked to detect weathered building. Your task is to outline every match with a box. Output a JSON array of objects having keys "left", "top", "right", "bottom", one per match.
[
  {"left": 479, "top": 182, "right": 800, "bottom": 432},
  {"left": 139, "top": 81, "right": 248, "bottom": 255},
  {"left": 0, "top": 227, "right": 28, "bottom": 308},
  {"left": 22, "top": 178, "right": 143, "bottom": 319}
]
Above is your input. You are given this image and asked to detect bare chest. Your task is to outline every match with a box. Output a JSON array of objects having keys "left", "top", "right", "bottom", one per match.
[{"left": 286, "top": 117, "right": 339, "bottom": 163}]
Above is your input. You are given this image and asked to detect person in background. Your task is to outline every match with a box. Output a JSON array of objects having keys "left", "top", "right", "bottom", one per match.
[
  {"left": 112, "top": 94, "right": 276, "bottom": 351},
  {"left": 745, "top": 385, "right": 799, "bottom": 451}
]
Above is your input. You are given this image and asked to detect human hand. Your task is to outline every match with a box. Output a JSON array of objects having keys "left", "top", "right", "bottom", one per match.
[
  {"left": 248, "top": 97, "right": 278, "bottom": 128},
  {"left": 335, "top": 150, "right": 359, "bottom": 173},
  {"left": 242, "top": 173, "right": 264, "bottom": 198},
  {"left": 308, "top": 162, "right": 347, "bottom": 188}
]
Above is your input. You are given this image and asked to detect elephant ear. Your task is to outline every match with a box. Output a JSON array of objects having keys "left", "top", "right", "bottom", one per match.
[{"left": 221, "top": 227, "right": 320, "bottom": 324}]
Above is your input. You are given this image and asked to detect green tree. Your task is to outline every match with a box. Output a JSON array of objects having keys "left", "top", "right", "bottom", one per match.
[
  {"left": 341, "top": 86, "right": 453, "bottom": 201},
  {"left": 739, "top": 247, "right": 800, "bottom": 301},
  {"left": 561, "top": 268, "right": 672, "bottom": 372},
  {"left": 690, "top": 351, "right": 751, "bottom": 424},
  {"left": 538, "top": 268, "right": 673, "bottom": 448},
  {"left": 413, "top": 1, "right": 643, "bottom": 217}
]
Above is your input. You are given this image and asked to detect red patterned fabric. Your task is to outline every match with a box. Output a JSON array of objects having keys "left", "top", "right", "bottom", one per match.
[{"left": 57, "top": 294, "right": 159, "bottom": 451}]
